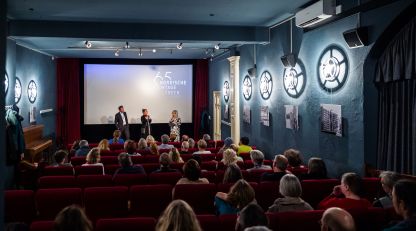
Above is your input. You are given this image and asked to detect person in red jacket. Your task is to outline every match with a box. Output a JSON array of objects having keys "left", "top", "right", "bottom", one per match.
[{"left": 318, "top": 172, "right": 372, "bottom": 210}]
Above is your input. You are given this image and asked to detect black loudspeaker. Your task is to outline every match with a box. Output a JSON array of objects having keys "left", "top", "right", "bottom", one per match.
[
  {"left": 248, "top": 65, "right": 257, "bottom": 77},
  {"left": 343, "top": 27, "right": 368, "bottom": 48},
  {"left": 281, "top": 53, "right": 296, "bottom": 68}
]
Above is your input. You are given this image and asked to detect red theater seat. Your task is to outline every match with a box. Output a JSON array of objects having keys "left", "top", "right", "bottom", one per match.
[
  {"left": 256, "top": 181, "right": 281, "bottom": 210},
  {"left": 267, "top": 210, "right": 324, "bottom": 231},
  {"left": 168, "top": 142, "right": 181, "bottom": 148},
  {"left": 109, "top": 143, "right": 124, "bottom": 150},
  {"left": 348, "top": 207, "right": 390, "bottom": 231},
  {"left": 74, "top": 165, "right": 104, "bottom": 175},
  {"left": 30, "top": 221, "right": 54, "bottom": 231},
  {"left": 36, "top": 188, "right": 82, "bottom": 220},
  {"left": 149, "top": 172, "right": 182, "bottom": 185},
  {"left": 130, "top": 184, "right": 173, "bottom": 217},
  {"left": 215, "top": 140, "right": 224, "bottom": 148},
  {"left": 5, "top": 190, "right": 36, "bottom": 223},
  {"left": 142, "top": 163, "right": 160, "bottom": 173},
  {"left": 96, "top": 217, "right": 156, "bottom": 231},
  {"left": 173, "top": 183, "right": 217, "bottom": 214},
  {"left": 201, "top": 171, "right": 216, "bottom": 183},
  {"left": 104, "top": 164, "right": 120, "bottom": 175},
  {"left": 38, "top": 176, "right": 77, "bottom": 189},
  {"left": 216, "top": 161, "right": 245, "bottom": 170},
  {"left": 84, "top": 186, "right": 129, "bottom": 221},
  {"left": 288, "top": 166, "right": 309, "bottom": 176},
  {"left": 70, "top": 156, "right": 86, "bottom": 166},
  {"left": 137, "top": 149, "right": 152, "bottom": 155},
  {"left": 77, "top": 175, "right": 113, "bottom": 188},
  {"left": 362, "top": 177, "right": 384, "bottom": 201},
  {"left": 142, "top": 155, "right": 159, "bottom": 163},
  {"left": 239, "top": 152, "right": 251, "bottom": 160},
  {"left": 100, "top": 156, "right": 119, "bottom": 165},
  {"left": 218, "top": 214, "right": 238, "bottom": 231},
  {"left": 197, "top": 215, "right": 219, "bottom": 231},
  {"left": 201, "top": 161, "right": 217, "bottom": 171},
  {"left": 170, "top": 162, "right": 184, "bottom": 171},
  {"left": 217, "top": 182, "right": 258, "bottom": 194},
  {"left": 113, "top": 173, "right": 148, "bottom": 186},
  {"left": 248, "top": 169, "right": 273, "bottom": 183},
  {"left": 301, "top": 179, "right": 340, "bottom": 209},
  {"left": 43, "top": 166, "right": 74, "bottom": 176},
  {"left": 130, "top": 155, "right": 145, "bottom": 164}
]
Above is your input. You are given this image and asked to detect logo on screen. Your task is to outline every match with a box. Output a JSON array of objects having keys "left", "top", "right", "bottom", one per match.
[{"left": 154, "top": 71, "right": 187, "bottom": 96}]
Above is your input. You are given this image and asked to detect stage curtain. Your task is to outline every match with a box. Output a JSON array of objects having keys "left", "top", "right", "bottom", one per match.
[
  {"left": 56, "top": 58, "right": 80, "bottom": 147},
  {"left": 193, "top": 60, "right": 209, "bottom": 140},
  {"left": 375, "top": 17, "right": 416, "bottom": 175}
]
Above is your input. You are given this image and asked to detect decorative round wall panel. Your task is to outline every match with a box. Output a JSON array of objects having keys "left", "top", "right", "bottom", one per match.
[
  {"left": 15, "top": 77, "right": 22, "bottom": 103},
  {"left": 223, "top": 81, "right": 230, "bottom": 102},
  {"left": 5, "top": 72, "right": 9, "bottom": 93},
  {"left": 259, "top": 71, "right": 273, "bottom": 100},
  {"left": 318, "top": 45, "right": 349, "bottom": 92},
  {"left": 27, "top": 80, "right": 38, "bottom": 103},
  {"left": 283, "top": 60, "right": 306, "bottom": 98},
  {"left": 242, "top": 75, "right": 252, "bottom": 100}
]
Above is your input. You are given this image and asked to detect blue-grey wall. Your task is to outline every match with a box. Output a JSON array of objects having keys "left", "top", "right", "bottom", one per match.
[{"left": 208, "top": 0, "right": 415, "bottom": 177}]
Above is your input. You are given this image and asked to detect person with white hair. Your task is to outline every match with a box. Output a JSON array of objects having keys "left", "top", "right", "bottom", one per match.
[
  {"left": 373, "top": 171, "right": 399, "bottom": 208},
  {"left": 75, "top": 140, "right": 90, "bottom": 157},
  {"left": 247, "top": 150, "right": 271, "bottom": 172},
  {"left": 320, "top": 207, "right": 355, "bottom": 231}
]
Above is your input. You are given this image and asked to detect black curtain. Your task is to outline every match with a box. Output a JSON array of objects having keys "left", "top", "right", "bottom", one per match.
[{"left": 376, "top": 17, "right": 416, "bottom": 175}]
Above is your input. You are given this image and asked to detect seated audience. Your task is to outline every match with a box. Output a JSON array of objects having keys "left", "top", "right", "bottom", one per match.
[
  {"left": 238, "top": 136, "right": 253, "bottom": 155},
  {"left": 159, "top": 134, "right": 174, "bottom": 150},
  {"left": 75, "top": 140, "right": 90, "bottom": 157},
  {"left": 153, "top": 153, "right": 178, "bottom": 173},
  {"left": 124, "top": 140, "right": 141, "bottom": 156},
  {"left": 373, "top": 171, "right": 399, "bottom": 208},
  {"left": 218, "top": 137, "right": 234, "bottom": 154},
  {"left": 284, "top": 148, "right": 306, "bottom": 170},
  {"left": 318, "top": 172, "right": 372, "bottom": 210},
  {"left": 247, "top": 150, "right": 271, "bottom": 171},
  {"left": 261, "top": 154, "right": 288, "bottom": 182},
  {"left": 320, "top": 207, "right": 355, "bottom": 231},
  {"left": 81, "top": 148, "right": 104, "bottom": 174},
  {"left": 193, "top": 139, "right": 211, "bottom": 155},
  {"left": 203, "top": 134, "right": 213, "bottom": 148},
  {"left": 113, "top": 153, "right": 145, "bottom": 177},
  {"left": 169, "top": 133, "right": 178, "bottom": 142},
  {"left": 236, "top": 203, "right": 269, "bottom": 231},
  {"left": 300, "top": 157, "right": 328, "bottom": 180},
  {"left": 50, "top": 150, "right": 73, "bottom": 167},
  {"left": 268, "top": 174, "right": 313, "bottom": 212},
  {"left": 180, "top": 141, "right": 190, "bottom": 154},
  {"left": 169, "top": 148, "right": 184, "bottom": 164},
  {"left": 97, "top": 139, "right": 110, "bottom": 151},
  {"left": 215, "top": 179, "right": 256, "bottom": 215},
  {"left": 221, "top": 149, "right": 243, "bottom": 168},
  {"left": 146, "top": 135, "right": 155, "bottom": 143},
  {"left": 137, "top": 138, "right": 148, "bottom": 151},
  {"left": 108, "top": 130, "right": 124, "bottom": 144},
  {"left": 156, "top": 200, "right": 202, "bottom": 231},
  {"left": 69, "top": 139, "right": 80, "bottom": 157},
  {"left": 230, "top": 144, "right": 239, "bottom": 152},
  {"left": 176, "top": 159, "right": 209, "bottom": 184},
  {"left": 149, "top": 142, "right": 160, "bottom": 155},
  {"left": 188, "top": 138, "right": 196, "bottom": 149},
  {"left": 223, "top": 164, "right": 243, "bottom": 184},
  {"left": 181, "top": 134, "right": 189, "bottom": 142},
  {"left": 383, "top": 180, "right": 416, "bottom": 231},
  {"left": 53, "top": 205, "right": 93, "bottom": 231},
  {"left": 244, "top": 227, "right": 272, "bottom": 231}
]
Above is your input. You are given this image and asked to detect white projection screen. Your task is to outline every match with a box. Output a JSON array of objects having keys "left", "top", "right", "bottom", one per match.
[{"left": 84, "top": 64, "right": 193, "bottom": 124}]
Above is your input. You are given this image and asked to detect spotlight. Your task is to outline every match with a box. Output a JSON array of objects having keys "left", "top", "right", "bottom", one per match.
[
  {"left": 210, "top": 57, "right": 213, "bottom": 62},
  {"left": 114, "top": 49, "right": 120, "bottom": 57},
  {"left": 214, "top": 43, "right": 220, "bottom": 50},
  {"left": 176, "top": 43, "right": 183, "bottom": 49},
  {"left": 205, "top": 49, "right": 209, "bottom": 55},
  {"left": 152, "top": 49, "right": 157, "bottom": 53},
  {"left": 124, "top": 42, "right": 130, "bottom": 49},
  {"left": 85, "top": 41, "right": 92, "bottom": 48},
  {"left": 138, "top": 48, "right": 143, "bottom": 56}
]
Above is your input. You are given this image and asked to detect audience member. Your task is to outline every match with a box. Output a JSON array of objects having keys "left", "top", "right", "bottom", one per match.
[
  {"left": 146, "top": 135, "right": 155, "bottom": 143},
  {"left": 149, "top": 142, "right": 160, "bottom": 155},
  {"left": 268, "top": 174, "right": 313, "bottom": 212},
  {"left": 218, "top": 137, "right": 234, "bottom": 154},
  {"left": 203, "top": 134, "right": 213, "bottom": 148},
  {"left": 247, "top": 150, "right": 271, "bottom": 171},
  {"left": 53, "top": 205, "right": 93, "bottom": 231},
  {"left": 181, "top": 141, "right": 190, "bottom": 154},
  {"left": 284, "top": 148, "right": 306, "bottom": 170},
  {"left": 223, "top": 164, "right": 243, "bottom": 184},
  {"left": 137, "top": 138, "right": 148, "bottom": 151},
  {"left": 193, "top": 139, "right": 211, "bottom": 154},
  {"left": 169, "top": 148, "right": 184, "bottom": 163},
  {"left": 373, "top": 171, "right": 399, "bottom": 208},
  {"left": 236, "top": 203, "right": 268, "bottom": 231},
  {"left": 383, "top": 180, "right": 416, "bottom": 231},
  {"left": 215, "top": 179, "right": 256, "bottom": 215},
  {"left": 108, "top": 130, "right": 124, "bottom": 144},
  {"left": 230, "top": 144, "right": 239, "bottom": 152},
  {"left": 159, "top": 134, "right": 174, "bottom": 150},
  {"left": 75, "top": 140, "right": 90, "bottom": 157},
  {"left": 221, "top": 149, "right": 243, "bottom": 168},
  {"left": 97, "top": 139, "right": 110, "bottom": 151},
  {"left": 238, "top": 137, "right": 253, "bottom": 155},
  {"left": 153, "top": 153, "right": 178, "bottom": 173},
  {"left": 69, "top": 139, "right": 81, "bottom": 157},
  {"left": 318, "top": 172, "right": 372, "bottom": 210},
  {"left": 113, "top": 153, "right": 145, "bottom": 178},
  {"left": 156, "top": 200, "right": 202, "bottom": 231},
  {"left": 244, "top": 227, "right": 272, "bottom": 231},
  {"left": 181, "top": 134, "right": 189, "bottom": 142},
  {"left": 300, "top": 157, "right": 328, "bottom": 180},
  {"left": 261, "top": 154, "right": 288, "bottom": 182},
  {"left": 188, "top": 138, "right": 196, "bottom": 149},
  {"left": 320, "top": 207, "right": 355, "bottom": 231},
  {"left": 81, "top": 148, "right": 104, "bottom": 174},
  {"left": 124, "top": 140, "right": 140, "bottom": 156},
  {"left": 50, "top": 150, "right": 73, "bottom": 167},
  {"left": 176, "top": 159, "right": 209, "bottom": 184}
]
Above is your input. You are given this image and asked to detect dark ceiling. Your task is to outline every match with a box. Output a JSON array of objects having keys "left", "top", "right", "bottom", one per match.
[{"left": 7, "top": 0, "right": 313, "bottom": 59}]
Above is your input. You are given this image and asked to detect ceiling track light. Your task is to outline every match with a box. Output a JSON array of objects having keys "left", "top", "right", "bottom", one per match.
[
  {"left": 152, "top": 49, "right": 157, "bottom": 53},
  {"left": 114, "top": 49, "right": 120, "bottom": 57},
  {"left": 125, "top": 42, "right": 130, "bottom": 49},
  {"left": 176, "top": 43, "right": 183, "bottom": 49},
  {"left": 138, "top": 48, "right": 143, "bottom": 56},
  {"left": 214, "top": 43, "right": 221, "bottom": 50},
  {"left": 85, "top": 41, "right": 92, "bottom": 48}
]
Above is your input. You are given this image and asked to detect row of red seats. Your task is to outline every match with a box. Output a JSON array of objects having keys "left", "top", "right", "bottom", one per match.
[{"left": 92, "top": 147, "right": 223, "bottom": 157}]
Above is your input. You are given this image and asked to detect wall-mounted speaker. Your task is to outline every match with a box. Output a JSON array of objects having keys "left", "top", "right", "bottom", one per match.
[
  {"left": 343, "top": 27, "right": 368, "bottom": 49},
  {"left": 281, "top": 53, "right": 296, "bottom": 68}
]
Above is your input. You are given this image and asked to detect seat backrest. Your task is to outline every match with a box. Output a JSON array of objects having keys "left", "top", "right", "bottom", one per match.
[
  {"left": 30, "top": 221, "right": 55, "bottom": 231},
  {"left": 84, "top": 186, "right": 129, "bottom": 222},
  {"left": 201, "top": 161, "right": 217, "bottom": 171},
  {"left": 5, "top": 190, "right": 36, "bottom": 223},
  {"left": 197, "top": 215, "right": 220, "bottom": 231},
  {"left": 256, "top": 181, "right": 281, "bottom": 211},
  {"left": 247, "top": 169, "right": 273, "bottom": 183},
  {"left": 218, "top": 214, "right": 238, "bottom": 231},
  {"left": 348, "top": 207, "right": 390, "bottom": 231},
  {"left": 198, "top": 154, "right": 216, "bottom": 161},
  {"left": 77, "top": 175, "right": 113, "bottom": 188},
  {"left": 239, "top": 152, "right": 251, "bottom": 160},
  {"left": 267, "top": 210, "right": 324, "bottom": 231},
  {"left": 201, "top": 171, "right": 216, "bottom": 183},
  {"left": 36, "top": 188, "right": 82, "bottom": 220},
  {"left": 113, "top": 173, "right": 148, "bottom": 186},
  {"left": 180, "top": 154, "right": 193, "bottom": 161},
  {"left": 103, "top": 164, "right": 120, "bottom": 175},
  {"left": 173, "top": 183, "right": 217, "bottom": 214},
  {"left": 130, "top": 184, "right": 173, "bottom": 217},
  {"left": 109, "top": 143, "right": 124, "bottom": 150},
  {"left": 70, "top": 156, "right": 86, "bottom": 166},
  {"left": 142, "top": 163, "right": 161, "bottom": 173},
  {"left": 38, "top": 176, "right": 77, "bottom": 189},
  {"left": 362, "top": 177, "right": 384, "bottom": 201},
  {"left": 74, "top": 165, "right": 104, "bottom": 176},
  {"left": 301, "top": 179, "right": 340, "bottom": 209},
  {"left": 96, "top": 217, "right": 156, "bottom": 231},
  {"left": 149, "top": 172, "right": 182, "bottom": 185},
  {"left": 130, "top": 155, "right": 146, "bottom": 164},
  {"left": 100, "top": 156, "right": 119, "bottom": 165},
  {"left": 43, "top": 166, "right": 74, "bottom": 176}
]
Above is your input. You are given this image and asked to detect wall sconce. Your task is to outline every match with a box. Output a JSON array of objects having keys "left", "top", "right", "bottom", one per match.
[{"left": 5, "top": 72, "right": 9, "bottom": 93}]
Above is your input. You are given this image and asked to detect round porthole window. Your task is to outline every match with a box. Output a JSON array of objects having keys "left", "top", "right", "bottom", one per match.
[
  {"left": 15, "top": 77, "right": 22, "bottom": 103},
  {"left": 242, "top": 75, "right": 252, "bottom": 100},
  {"left": 27, "top": 80, "right": 38, "bottom": 103},
  {"left": 223, "top": 81, "right": 230, "bottom": 102},
  {"left": 259, "top": 71, "right": 273, "bottom": 100}
]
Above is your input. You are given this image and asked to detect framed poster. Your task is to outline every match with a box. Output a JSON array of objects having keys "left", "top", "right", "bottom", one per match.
[
  {"left": 260, "top": 106, "right": 269, "bottom": 126},
  {"left": 320, "top": 104, "right": 342, "bottom": 137},
  {"left": 285, "top": 105, "right": 298, "bottom": 130},
  {"left": 224, "top": 104, "right": 229, "bottom": 120},
  {"left": 243, "top": 105, "right": 251, "bottom": 124}
]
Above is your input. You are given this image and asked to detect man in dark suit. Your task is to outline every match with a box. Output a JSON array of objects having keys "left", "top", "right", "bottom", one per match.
[{"left": 115, "top": 105, "right": 130, "bottom": 140}]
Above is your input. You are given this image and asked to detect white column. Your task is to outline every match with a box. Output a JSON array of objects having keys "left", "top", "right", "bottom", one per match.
[
  {"left": 227, "top": 56, "right": 240, "bottom": 144},
  {"left": 212, "top": 91, "right": 222, "bottom": 141}
]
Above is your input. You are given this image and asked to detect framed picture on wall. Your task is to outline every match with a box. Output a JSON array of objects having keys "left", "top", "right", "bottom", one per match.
[
  {"left": 243, "top": 105, "right": 251, "bottom": 124},
  {"left": 224, "top": 104, "right": 229, "bottom": 120},
  {"left": 285, "top": 105, "right": 298, "bottom": 130},
  {"left": 260, "top": 106, "right": 269, "bottom": 126},
  {"left": 320, "top": 104, "right": 342, "bottom": 137}
]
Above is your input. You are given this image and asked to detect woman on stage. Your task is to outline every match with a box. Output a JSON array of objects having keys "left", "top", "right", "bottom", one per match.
[
  {"left": 141, "top": 108, "right": 152, "bottom": 139},
  {"left": 169, "top": 110, "right": 181, "bottom": 142}
]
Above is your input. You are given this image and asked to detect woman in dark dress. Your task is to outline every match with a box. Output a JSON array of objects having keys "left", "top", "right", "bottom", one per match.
[{"left": 141, "top": 108, "right": 152, "bottom": 139}]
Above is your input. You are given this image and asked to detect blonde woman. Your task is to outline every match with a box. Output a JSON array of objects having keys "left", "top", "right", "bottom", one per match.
[
  {"left": 169, "top": 110, "right": 181, "bottom": 142},
  {"left": 109, "top": 130, "right": 124, "bottom": 144},
  {"left": 215, "top": 179, "right": 256, "bottom": 215},
  {"left": 149, "top": 142, "right": 159, "bottom": 155},
  {"left": 169, "top": 148, "right": 184, "bottom": 163},
  {"left": 146, "top": 135, "right": 155, "bottom": 143},
  {"left": 97, "top": 139, "right": 110, "bottom": 151},
  {"left": 221, "top": 149, "right": 243, "bottom": 167},
  {"left": 137, "top": 138, "right": 148, "bottom": 150},
  {"left": 156, "top": 200, "right": 202, "bottom": 231},
  {"left": 82, "top": 148, "right": 104, "bottom": 175}
]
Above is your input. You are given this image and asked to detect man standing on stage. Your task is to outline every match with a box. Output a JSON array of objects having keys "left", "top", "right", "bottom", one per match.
[
  {"left": 141, "top": 108, "right": 152, "bottom": 138},
  {"left": 115, "top": 105, "right": 130, "bottom": 140}
]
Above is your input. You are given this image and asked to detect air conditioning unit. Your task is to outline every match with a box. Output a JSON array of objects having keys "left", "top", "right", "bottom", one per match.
[{"left": 295, "top": 0, "right": 336, "bottom": 28}]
